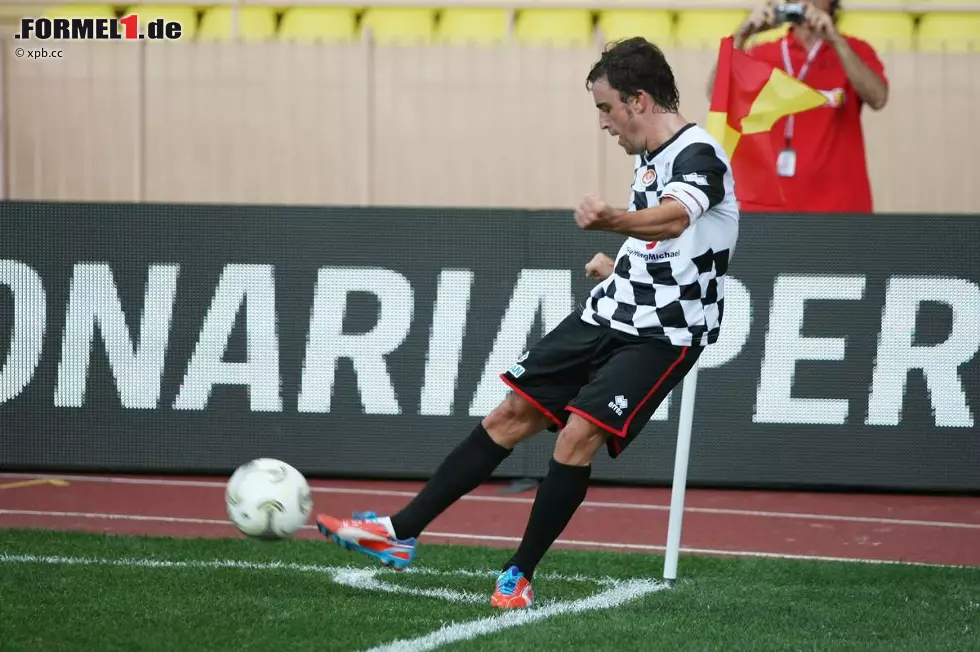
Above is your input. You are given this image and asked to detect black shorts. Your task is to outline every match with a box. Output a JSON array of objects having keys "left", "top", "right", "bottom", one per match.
[{"left": 500, "top": 311, "right": 702, "bottom": 458}]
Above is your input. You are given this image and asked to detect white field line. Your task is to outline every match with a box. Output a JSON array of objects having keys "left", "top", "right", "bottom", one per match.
[
  {"left": 0, "top": 549, "right": 615, "bottom": 586},
  {"left": 0, "top": 553, "right": 487, "bottom": 604},
  {"left": 2, "top": 508, "right": 978, "bottom": 570},
  {"left": 363, "top": 579, "right": 669, "bottom": 652},
  {"left": 0, "top": 552, "right": 666, "bottom": 651},
  {"left": 1, "top": 472, "right": 977, "bottom": 530}
]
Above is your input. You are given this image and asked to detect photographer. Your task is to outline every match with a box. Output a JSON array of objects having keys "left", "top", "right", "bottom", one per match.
[{"left": 707, "top": 1, "right": 888, "bottom": 213}]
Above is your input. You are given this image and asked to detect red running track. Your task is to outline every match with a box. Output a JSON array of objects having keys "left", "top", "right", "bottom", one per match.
[{"left": 1, "top": 472, "right": 979, "bottom": 567}]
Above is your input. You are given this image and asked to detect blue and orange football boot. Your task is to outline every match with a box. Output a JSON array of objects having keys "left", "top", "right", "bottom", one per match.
[
  {"left": 490, "top": 566, "right": 534, "bottom": 609},
  {"left": 316, "top": 511, "right": 417, "bottom": 571}
]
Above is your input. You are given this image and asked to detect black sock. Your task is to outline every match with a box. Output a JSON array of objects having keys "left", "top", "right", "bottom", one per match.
[
  {"left": 390, "top": 424, "right": 511, "bottom": 540},
  {"left": 505, "top": 458, "right": 591, "bottom": 581}
]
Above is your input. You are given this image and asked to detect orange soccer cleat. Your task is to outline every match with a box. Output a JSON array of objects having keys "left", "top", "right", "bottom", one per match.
[
  {"left": 490, "top": 566, "right": 534, "bottom": 609},
  {"left": 316, "top": 511, "right": 417, "bottom": 571}
]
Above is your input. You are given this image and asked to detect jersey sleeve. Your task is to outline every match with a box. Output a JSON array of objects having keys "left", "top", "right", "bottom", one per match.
[{"left": 661, "top": 142, "right": 728, "bottom": 223}]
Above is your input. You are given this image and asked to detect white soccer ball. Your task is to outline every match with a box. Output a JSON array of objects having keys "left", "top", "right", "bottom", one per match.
[{"left": 225, "top": 458, "right": 313, "bottom": 540}]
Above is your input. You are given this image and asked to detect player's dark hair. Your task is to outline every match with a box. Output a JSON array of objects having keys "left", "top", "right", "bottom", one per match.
[
  {"left": 830, "top": 0, "right": 841, "bottom": 20},
  {"left": 585, "top": 37, "right": 680, "bottom": 114}
]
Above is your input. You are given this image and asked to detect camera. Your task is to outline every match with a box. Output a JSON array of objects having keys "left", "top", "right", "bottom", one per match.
[{"left": 774, "top": 2, "right": 807, "bottom": 24}]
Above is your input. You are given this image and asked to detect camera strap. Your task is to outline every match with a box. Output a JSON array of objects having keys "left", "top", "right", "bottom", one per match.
[{"left": 781, "top": 36, "right": 823, "bottom": 145}]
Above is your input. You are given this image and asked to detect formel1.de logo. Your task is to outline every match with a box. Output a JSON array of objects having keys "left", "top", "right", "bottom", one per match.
[{"left": 15, "top": 15, "right": 183, "bottom": 40}]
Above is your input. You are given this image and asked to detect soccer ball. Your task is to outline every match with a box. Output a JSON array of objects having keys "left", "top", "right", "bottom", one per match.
[{"left": 225, "top": 458, "right": 313, "bottom": 540}]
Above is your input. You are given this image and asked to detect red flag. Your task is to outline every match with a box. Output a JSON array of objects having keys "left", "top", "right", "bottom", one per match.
[{"left": 706, "top": 36, "right": 829, "bottom": 211}]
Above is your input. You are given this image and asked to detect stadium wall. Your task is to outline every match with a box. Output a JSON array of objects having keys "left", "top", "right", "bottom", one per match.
[
  {"left": 5, "top": 41, "right": 980, "bottom": 214},
  {"left": 2, "top": 201, "right": 978, "bottom": 492}
]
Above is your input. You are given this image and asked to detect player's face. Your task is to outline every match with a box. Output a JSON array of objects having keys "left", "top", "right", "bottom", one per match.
[
  {"left": 810, "top": 0, "right": 833, "bottom": 13},
  {"left": 592, "top": 77, "right": 643, "bottom": 155}
]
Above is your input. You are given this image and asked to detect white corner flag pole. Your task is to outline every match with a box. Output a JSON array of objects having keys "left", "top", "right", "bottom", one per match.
[{"left": 663, "top": 360, "right": 699, "bottom": 585}]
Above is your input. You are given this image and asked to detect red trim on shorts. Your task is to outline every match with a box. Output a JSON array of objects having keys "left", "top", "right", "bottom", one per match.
[
  {"left": 564, "top": 347, "right": 689, "bottom": 439},
  {"left": 620, "top": 346, "right": 688, "bottom": 435},
  {"left": 498, "top": 373, "right": 565, "bottom": 429},
  {"left": 565, "top": 406, "right": 622, "bottom": 437}
]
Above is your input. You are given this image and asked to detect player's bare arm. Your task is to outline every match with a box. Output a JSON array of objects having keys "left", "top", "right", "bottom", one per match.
[{"left": 575, "top": 194, "right": 689, "bottom": 241}]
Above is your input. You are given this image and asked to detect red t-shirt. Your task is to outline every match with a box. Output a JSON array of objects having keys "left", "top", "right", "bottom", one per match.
[{"left": 745, "top": 34, "right": 887, "bottom": 213}]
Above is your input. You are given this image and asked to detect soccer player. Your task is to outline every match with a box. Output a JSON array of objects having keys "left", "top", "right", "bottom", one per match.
[{"left": 316, "top": 37, "right": 740, "bottom": 609}]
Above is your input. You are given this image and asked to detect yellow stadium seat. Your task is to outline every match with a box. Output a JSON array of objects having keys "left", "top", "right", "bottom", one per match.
[
  {"left": 198, "top": 6, "right": 276, "bottom": 42},
  {"left": 123, "top": 5, "right": 198, "bottom": 40},
  {"left": 675, "top": 10, "right": 748, "bottom": 51},
  {"left": 279, "top": 7, "right": 357, "bottom": 43},
  {"left": 43, "top": 4, "right": 115, "bottom": 19},
  {"left": 514, "top": 9, "right": 593, "bottom": 48},
  {"left": 835, "top": 11, "right": 914, "bottom": 52},
  {"left": 436, "top": 8, "right": 509, "bottom": 46},
  {"left": 596, "top": 10, "right": 673, "bottom": 46},
  {"left": 917, "top": 13, "right": 980, "bottom": 53},
  {"left": 361, "top": 7, "right": 435, "bottom": 45}
]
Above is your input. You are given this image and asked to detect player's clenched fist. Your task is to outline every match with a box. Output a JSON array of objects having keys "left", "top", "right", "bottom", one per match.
[
  {"left": 585, "top": 253, "right": 615, "bottom": 281},
  {"left": 574, "top": 194, "right": 609, "bottom": 230}
]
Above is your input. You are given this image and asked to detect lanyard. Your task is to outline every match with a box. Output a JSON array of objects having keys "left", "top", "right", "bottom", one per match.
[{"left": 781, "top": 37, "right": 823, "bottom": 144}]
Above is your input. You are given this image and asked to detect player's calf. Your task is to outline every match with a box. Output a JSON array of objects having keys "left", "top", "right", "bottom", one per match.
[{"left": 375, "top": 395, "right": 550, "bottom": 545}]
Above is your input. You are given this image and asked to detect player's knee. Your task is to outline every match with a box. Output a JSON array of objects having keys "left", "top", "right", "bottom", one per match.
[
  {"left": 553, "top": 416, "right": 607, "bottom": 466},
  {"left": 482, "top": 392, "right": 551, "bottom": 449}
]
